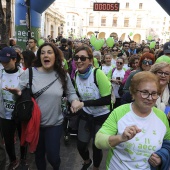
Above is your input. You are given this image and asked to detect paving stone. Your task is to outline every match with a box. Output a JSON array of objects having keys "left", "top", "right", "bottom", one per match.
[{"left": 6, "top": 134, "right": 108, "bottom": 170}]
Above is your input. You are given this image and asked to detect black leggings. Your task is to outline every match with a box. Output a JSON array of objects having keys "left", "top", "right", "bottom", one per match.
[
  {"left": 77, "top": 112, "right": 109, "bottom": 168},
  {"left": 0, "top": 133, "right": 6, "bottom": 170},
  {"left": 77, "top": 139, "right": 103, "bottom": 168},
  {"left": 0, "top": 118, "right": 27, "bottom": 162}
]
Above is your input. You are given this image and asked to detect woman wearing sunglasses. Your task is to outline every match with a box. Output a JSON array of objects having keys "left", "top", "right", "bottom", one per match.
[
  {"left": 150, "top": 62, "right": 170, "bottom": 121},
  {"left": 122, "top": 52, "right": 155, "bottom": 105},
  {"left": 73, "top": 45, "right": 112, "bottom": 170},
  {"left": 95, "top": 71, "right": 170, "bottom": 170},
  {"left": 123, "top": 52, "right": 155, "bottom": 93}
]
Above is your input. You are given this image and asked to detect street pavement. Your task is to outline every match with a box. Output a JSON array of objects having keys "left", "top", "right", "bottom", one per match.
[{"left": 7, "top": 134, "right": 108, "bottom": 170}]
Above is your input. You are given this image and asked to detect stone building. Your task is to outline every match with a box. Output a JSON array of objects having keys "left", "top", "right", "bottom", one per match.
[
  {"left": 55, "top": 0, "right": 170, "bottom": 43},
  {"left": 41, "top": 2, "right": 65, "bottom": 39},
  {"left": 1, "top": 0, "right": 65, "bottom": 40}
]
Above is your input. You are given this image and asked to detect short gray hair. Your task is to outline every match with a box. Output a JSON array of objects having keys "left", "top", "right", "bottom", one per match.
[
  {"left": 93, "top": 51, "right": 101, "bottom": 59},
  {"left": 150, "top": 62, "right": 170, "bottom": 74}
]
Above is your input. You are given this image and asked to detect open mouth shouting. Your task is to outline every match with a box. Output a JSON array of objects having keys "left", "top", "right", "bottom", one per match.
[{"left": 40, "top": 45, "right": 56, "bottom": 72}]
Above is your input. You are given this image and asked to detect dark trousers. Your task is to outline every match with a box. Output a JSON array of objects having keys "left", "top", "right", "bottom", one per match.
[
  {"left": 77, "top": 112, "right": 109, "bottom": 168},
  {"left": 0, "top": 133, "right": 6, "bottom": 170},
  {"left": 35, "top": 124, "right": 63, "bottom": 170},
  {"left": 114, "top": 98, "right": 122, "bottom": 108},
  {"left": 0, "top": 118, "right": 27, "bottom": 162}
]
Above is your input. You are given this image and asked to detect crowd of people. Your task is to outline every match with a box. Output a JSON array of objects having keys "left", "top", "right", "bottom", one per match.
[{"left": 0, "top": 35, "right": 170, "bottom": 170}]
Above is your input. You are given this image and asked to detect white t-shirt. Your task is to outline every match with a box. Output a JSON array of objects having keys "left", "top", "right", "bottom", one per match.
[
  {"left": 102, "top": 65, "right": 113, "bottom": 75},
  {"left": 99, "top": 103, "right": 170, "bottom": 170},
  {"left": 111, "top": 58, "right": 117, "bottom": 67},
  {"left": 2, "top": 70, "right": 21, "bottom": 119},
  {"left": 123, "top": 63, "right": 130, "bottom": 71},
  {"left": 112, "top": 68, "right": 125, "bottom": 98},
  {"left": 76, "top": 70, "right": 110, "bottom": 117}
]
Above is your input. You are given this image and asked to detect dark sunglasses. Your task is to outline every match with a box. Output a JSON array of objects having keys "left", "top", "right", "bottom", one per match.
[
  {"left": 73, "top": 55, "right": 90, "bottom": 61},
  {"left": 142, "top": 60, "right": 153, "bottom": 65},
  {"left": 116, "top": 62, "right": 123, "bottom": 65}
]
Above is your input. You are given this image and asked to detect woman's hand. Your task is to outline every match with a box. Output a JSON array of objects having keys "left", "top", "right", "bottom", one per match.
[
  {"left": 148, "top": 153, "right": 161, "bottom": 167},
  {"left": 70, "top": 100, "right": 84, "bottom": 113},
  {"left": 121, "top": 125, "right": 141, "bottom": 142},
  {"left": 111, "top": 79, "right": 119, "bottom": 84},
  {"left": 3, "top": 87, "right": 22, "bottom": 96}
]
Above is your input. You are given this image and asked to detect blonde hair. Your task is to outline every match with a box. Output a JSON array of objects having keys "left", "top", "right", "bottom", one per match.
[
  {"left": 150, "top": 62, "right": 170, "bottom": 74},
  {"left": 129, "top": 71, "right": 161, "bottom": 95}
]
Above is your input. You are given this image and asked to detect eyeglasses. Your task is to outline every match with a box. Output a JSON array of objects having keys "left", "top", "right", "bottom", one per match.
[
  {"left": 116, "top": 62, "right": 123, "bottom": 65},
  {"left": 112, "top": 49, "right": 118, "bottom": 52},
  {"left": 73, "top": 55, "right": 90, "bottom": 61},
  {"left": 142, "top": 60, "right": 153, "bottom": 65},
  {"left": 28, "top": 41, "right": 34, "bottom": 43},
  {"left": 157, "top": 71, "right": 170, "bottom": 77},
  {"left": 136, "top": 90, "right": 159, "bottom": 100}
]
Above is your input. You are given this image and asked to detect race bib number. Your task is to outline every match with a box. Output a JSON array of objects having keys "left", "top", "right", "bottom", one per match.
[{"left": 4, "top": 99, "right": 15, "bottom": 111}]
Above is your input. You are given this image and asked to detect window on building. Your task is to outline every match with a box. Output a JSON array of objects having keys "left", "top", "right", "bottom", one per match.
[
  {"left": 101, "top": 17, "right": 106, "bottom": 26},
  {"left": 112, "top": 17, "right": 117, "bottom": 27},
  {"left": 89, "top": 16, "right": 94, "bottom": 26},
  {"left": 136, "top": 18, "right": 141, "bottom": 28},
  {"left": 139, "top": 3, "right": 143, "bottom": 9},
  {"left": 126, "top": 3, "right": 129, "bottom": 9},
  {"left": 67, "top": 22, "right": 69, "bottom": 26},
  {"left": 124, "top": 18, "right": 129, "bottom": 27},
  {"left": 72, "top": 15, "right": 75, "bottom": 21},
  {"left": 90, "top": 1, "right": 93, "bottom": 7}
]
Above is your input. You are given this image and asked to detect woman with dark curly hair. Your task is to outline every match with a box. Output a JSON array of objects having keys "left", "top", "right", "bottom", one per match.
[{"left": 5, "top": 42, "right": 83, "bottom": 170}]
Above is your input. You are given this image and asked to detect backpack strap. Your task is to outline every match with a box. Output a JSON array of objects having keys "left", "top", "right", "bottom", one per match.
[
  {"left": 94, "top": 68, "right": 99, "bottom": 87},
  {"left": 112, "top": 67, "right": 116, "bottom": 75}
]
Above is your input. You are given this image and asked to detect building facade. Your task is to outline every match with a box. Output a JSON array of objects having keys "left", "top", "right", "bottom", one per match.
[
  {"left": 1, "top": 0, "right": 65, "bottom": 41},
  {"left": 41, "top": 2, "right": 65, "bottom": 39},
  {"left": 55, "top": 0, "right": 170, "bottom": 43},
  {"left": 1, "top": 0, "right": 170, "bottom": 44},
  {"left": 82, "top": 0, "right": 170, "bottom": 43}
]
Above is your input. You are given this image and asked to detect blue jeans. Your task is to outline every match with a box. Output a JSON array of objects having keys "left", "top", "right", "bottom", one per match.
[{"left": 35, "top": 124, "right": 63, "bottom": 170}]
